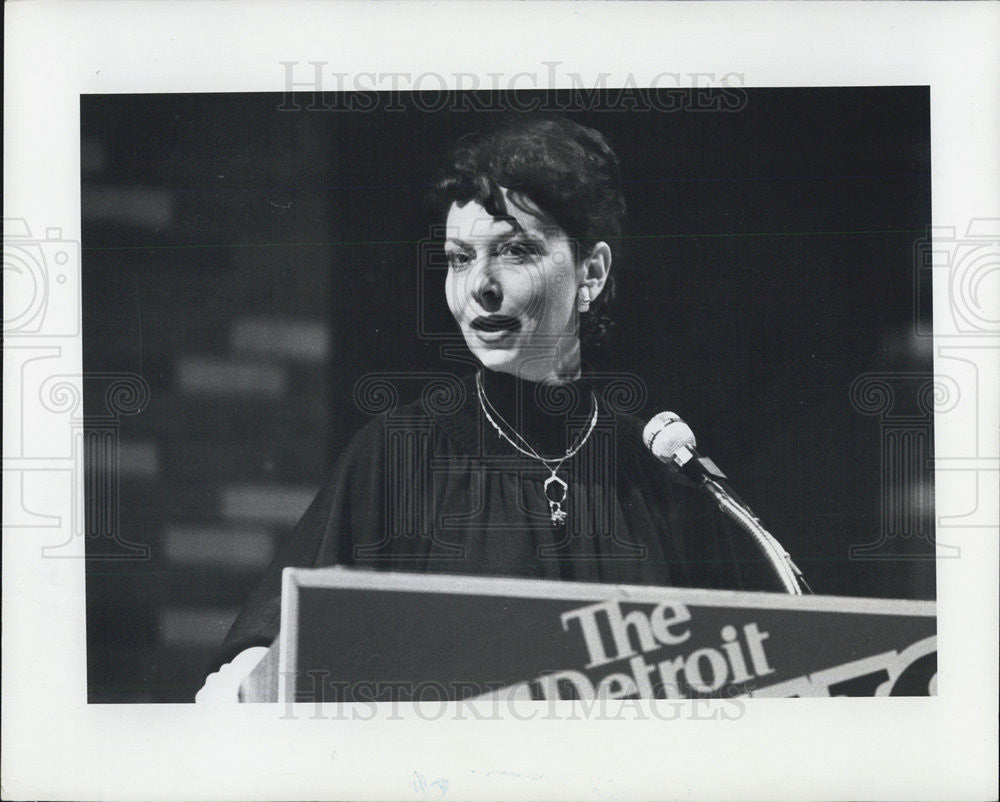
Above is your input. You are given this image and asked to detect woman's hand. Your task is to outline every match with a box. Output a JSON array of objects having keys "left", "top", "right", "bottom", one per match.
[{"left": 194, "top": 646, "right": 269, "bottom": 704}]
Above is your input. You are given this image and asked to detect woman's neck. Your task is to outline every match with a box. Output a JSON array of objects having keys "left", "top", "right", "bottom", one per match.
[
  {"left": 478, "top": 366, "right": 595, "bottom": 459},
  {"left": 509, "top": 338, "right": 582, "bottom": 385}
]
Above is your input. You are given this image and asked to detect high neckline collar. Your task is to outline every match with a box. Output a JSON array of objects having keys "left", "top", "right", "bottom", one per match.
[{"left": 477, "top": 367, "right": 598, "bottom": 458}]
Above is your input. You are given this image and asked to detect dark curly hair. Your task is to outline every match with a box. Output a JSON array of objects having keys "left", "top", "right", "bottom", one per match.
[{"left": 430, "top": 114, "right": 626, "bottom": 353}]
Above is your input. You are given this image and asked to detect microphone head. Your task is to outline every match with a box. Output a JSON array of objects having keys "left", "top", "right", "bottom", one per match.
[{"left": 643, "top": 411, "right": 696, "bottom": 464}]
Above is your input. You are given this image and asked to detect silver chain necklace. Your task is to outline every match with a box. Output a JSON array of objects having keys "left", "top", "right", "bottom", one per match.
[{"left": 475, "top": 370, "right": 599, "bottom": 526}]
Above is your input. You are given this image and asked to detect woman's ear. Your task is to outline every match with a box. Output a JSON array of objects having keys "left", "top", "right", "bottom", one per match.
[{"left": 579, "top": 242, "right": 612, "bottom": 302}]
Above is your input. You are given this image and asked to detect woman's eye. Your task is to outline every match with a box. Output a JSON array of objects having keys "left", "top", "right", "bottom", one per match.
[
  {"left": 498, "top": 242, "right": 537, "bottom": 261},
  {"left": 446, "top": 251, "right": 472, "bottom": 270}
]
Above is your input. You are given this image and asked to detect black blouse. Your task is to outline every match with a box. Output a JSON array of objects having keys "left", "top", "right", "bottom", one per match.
[{"left": 213, "top": 370, "right": 781, "bottom": 669}]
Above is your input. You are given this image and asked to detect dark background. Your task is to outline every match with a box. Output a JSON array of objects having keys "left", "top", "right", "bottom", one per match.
[{"left": 82, "top": 87, "right": 934, "bottom": 702}]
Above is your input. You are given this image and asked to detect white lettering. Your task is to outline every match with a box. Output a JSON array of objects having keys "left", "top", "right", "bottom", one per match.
[
  {"left": 629, "top": 654, "right": 658, "bottom": 698},
  {"left": 536, "top": 669, "right": 595, "bottom": 701},
  {"left": 720, "top": 624, "right": 753, "bottom": 683},
  {"left": 596, "top": 672, "right": 638, "bottom": 699},
  {"left": 561, "top": 601, "right": 613, "bottom": 668},
  {"left": 655, "top": 655, "right": 686, "bottom": 699},
  {"left": 649, "top": 602, "right": 692, "bottom": 646},
  {"left": 743, "top": 623, "right": 775, "bottom": 677},
  {"left": 684, "top": 647, "right": 729, "bottom": 693}
]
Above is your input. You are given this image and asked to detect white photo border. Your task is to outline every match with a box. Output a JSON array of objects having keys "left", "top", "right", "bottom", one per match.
[{"left": 3, "top": 2, "right": 998, "bottom": 800}]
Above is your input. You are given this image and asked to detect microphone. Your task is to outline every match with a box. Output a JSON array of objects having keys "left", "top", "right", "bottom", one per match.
[
  {"left": 643, "top": 411, "right": 731, "bottom": 487},
  {"left": 643, "top": 411, "right": 807, "bottom": 595}
]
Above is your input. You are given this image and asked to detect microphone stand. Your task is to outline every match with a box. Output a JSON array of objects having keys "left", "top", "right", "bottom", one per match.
[
  {"left": 701, "top": 478, "right": 807, "bottom": 594},
  {"left": 672, "top": 445, "right": 807, "bottom": 595}
]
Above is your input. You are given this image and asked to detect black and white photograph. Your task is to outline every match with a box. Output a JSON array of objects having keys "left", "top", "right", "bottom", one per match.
[
  {"left": 80, "top": 87, "right": 937, "bottom": 705},
  {"left": 4, "top": 2, "right": 998, "bottom": 800}
]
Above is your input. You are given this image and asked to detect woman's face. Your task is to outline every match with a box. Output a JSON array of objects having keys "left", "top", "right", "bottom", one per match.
[{"left": 444, "top": 188, "right": 582, "bottom": 382}]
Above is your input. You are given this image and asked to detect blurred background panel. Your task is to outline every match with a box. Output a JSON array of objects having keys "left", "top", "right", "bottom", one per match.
[
  {"left": 82, "top": 88, "right": 933, "bottom": 703},
  {"left": 82, "top": 94, "right": 335, "bottom": 702}
]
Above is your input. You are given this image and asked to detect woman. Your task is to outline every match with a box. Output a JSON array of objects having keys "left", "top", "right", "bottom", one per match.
[{"left": 197, "top": 115, "right": 782, "bottom": 701}]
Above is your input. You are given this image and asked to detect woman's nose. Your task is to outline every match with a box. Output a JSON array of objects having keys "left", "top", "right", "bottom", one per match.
[{"left": 472, "top": 264, "right": 503, "bottom": 312}]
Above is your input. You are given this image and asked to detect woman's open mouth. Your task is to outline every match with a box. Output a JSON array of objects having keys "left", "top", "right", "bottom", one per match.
[
  {"left": 470, "top": 315, "right": 521, "bottom": 342},
  {"left": 471, "top": 315, "right": 521, "bottom": 332}
]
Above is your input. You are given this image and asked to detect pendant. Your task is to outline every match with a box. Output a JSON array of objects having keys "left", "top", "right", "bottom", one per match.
[{"left": 543, "top": 474, "right": 568, "bottom": 527}]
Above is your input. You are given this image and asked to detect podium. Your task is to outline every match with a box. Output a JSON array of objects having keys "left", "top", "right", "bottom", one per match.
[{"left": 241, "top": 567, "right": 936, "bottom": 702}]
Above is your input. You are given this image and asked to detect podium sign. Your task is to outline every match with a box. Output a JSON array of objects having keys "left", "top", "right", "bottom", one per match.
[{"left": 244, "top": 568, "right": 936, "bottom": 702}]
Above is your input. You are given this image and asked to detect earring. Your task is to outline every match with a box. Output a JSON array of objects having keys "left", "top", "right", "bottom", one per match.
[{"left": 577, "top": 286, "right": 591, "bottom": 312}]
